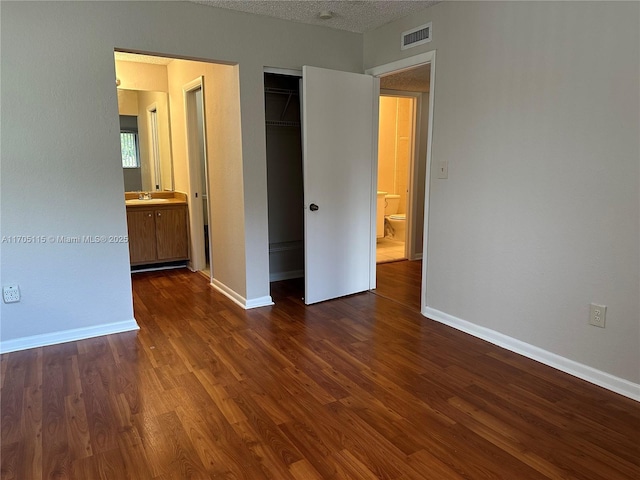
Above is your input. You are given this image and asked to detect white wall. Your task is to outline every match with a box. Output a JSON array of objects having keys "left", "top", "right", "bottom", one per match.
[
  {"left": 0, "top": 1, "right": 361, "bottom": 347},
  {"left": 365, "top": 1, "right": 640, "bottom": 384}
]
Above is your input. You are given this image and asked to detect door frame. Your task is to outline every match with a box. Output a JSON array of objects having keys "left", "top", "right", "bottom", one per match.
[
  {"left": 183, "top": 76, "right": 212, "bottom": 275},
  {"left": 366, "top": 50, "right": 437, "bottom": 313},
  {"left": 146, "top": 103, "right": 162, "bottom": 191},
  {"left": 263, "top": 67, "right": 304, "bottom": 286}
]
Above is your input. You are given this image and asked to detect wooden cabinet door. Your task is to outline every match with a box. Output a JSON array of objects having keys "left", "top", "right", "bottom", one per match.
[
  {"left": 127, "top": 210, "right": 157, "bottom": 264},
  {"left": 155, "top": 206, "right": 189, "bottom": 261}
]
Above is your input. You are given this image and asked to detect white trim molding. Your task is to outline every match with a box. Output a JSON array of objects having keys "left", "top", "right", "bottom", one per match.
[
  {"left": 366, "top": 50, "right": 437, "bottom": 315},
  {"left": 245, "top": 296, "right": 275, "bottom": 309},
  {"left": 366, "top": 51, "right": 435, "bottom": 78},
  {"left": 0, "top": 319, "right": 140, "bottom": 354},
  {"left": 423, "top": 307, "right": 640, "bottom": 402},
  {"left": 211, "top": 278, "right": 274, "bottom": 310},
  {"left": 264, "top": 67, "right": 302, "bottom": 77}
]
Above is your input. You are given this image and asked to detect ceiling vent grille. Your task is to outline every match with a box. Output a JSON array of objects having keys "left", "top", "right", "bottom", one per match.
[{"left": 401, "top": 22, "right": 432, "bottom": 50}]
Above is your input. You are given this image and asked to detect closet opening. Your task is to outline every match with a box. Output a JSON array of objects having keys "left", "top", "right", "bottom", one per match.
[{"left": 264, "top": 72, "right": 305, "bottom": 285}]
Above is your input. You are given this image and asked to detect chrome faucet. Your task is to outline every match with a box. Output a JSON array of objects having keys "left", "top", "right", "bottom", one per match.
[{"left": 138, "top": 191, "right": 152, "bottom": 200}]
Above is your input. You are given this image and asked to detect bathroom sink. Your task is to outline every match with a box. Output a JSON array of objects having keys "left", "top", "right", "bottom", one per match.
[{"left": 126, "top": 198, "right": 171, "bottom": 205}]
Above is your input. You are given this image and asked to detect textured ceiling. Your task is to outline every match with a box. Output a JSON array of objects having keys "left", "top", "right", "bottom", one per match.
[
  {"left": 191, "top": 1, "right": 439, "bottom": 33},
  {"left": 380, "top": 63, "right": 430, "bottom": 92}
]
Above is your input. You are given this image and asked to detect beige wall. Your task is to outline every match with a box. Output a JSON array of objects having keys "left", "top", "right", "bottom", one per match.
[
  {"left": 115, "top": 59, "right": 173, "bottom": 193},
  {"left": 137, "top": 90, "right": 172, "bottom": 191},
  {"left": 378, "top": 96, "right": 414, "bottom": 215},
  {"left": 115, "top": 60, "right": 168, "bottom": 92},
  {"left": 117, "top": 89, "right": 138, "bottom": 115},
  {"left": 365, "top": 1, "right": 640, "bottom": 385},
  {"left": 377, "top": 97, "right": 396, "bottom": 195},
  {"left": 167, "top": 59, "right": 246, "bottom": 298}
]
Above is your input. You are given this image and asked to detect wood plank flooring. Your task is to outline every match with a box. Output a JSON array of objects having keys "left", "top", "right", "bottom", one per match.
[
  {"left": 2, "top": 267, "right": 639, "bottom": 479},
  {"left": 374, "top": 260, "right": 422, "bottom": 311}
]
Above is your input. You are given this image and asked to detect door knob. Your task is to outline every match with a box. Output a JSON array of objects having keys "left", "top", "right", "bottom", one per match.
[{"left": 310, "top": 203, "right": 319, "bottom": 211}]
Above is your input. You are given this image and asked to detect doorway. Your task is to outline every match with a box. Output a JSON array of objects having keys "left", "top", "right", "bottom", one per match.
[
  {"left": 376, "top": 92, "right": 419, "bottom": 264},
  {"left": 147, "top": 105, "right": 162, "bottom": 191},
  {"left": 265, "top": 66, "right": 376, "bottom": 305},
  {"left": 368, "top": 53, "right": 435, "bottom": 313},
  {"left": 264, "top": 71, "right": 305, "bottom": 283},
  {"left": 184, "top": 78, "right": 212, "bottom": 277},
  {"left": 264, "top": 61, "right": 432, "bottom": 309}
]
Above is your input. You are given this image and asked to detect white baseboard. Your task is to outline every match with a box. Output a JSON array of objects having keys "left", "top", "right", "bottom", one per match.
[
  {"left": 0, "top": 319, "right": 140, "bottom": 354},
  {"left": 246, "top": 296, "right": 275, "bottom": 309},
  {"left": 423, "top": 307, "right": 640, "bottom": 402},
  {"left": 211, "top": 278, "right": 274, "bottom": 310},
  {"left": 269, "top": 269, "right": 304, "bottom": 282}
]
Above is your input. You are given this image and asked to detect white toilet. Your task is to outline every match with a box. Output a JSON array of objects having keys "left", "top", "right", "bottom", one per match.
[{"left": 384, "top": 194, "right": 406, "bottom": 240}]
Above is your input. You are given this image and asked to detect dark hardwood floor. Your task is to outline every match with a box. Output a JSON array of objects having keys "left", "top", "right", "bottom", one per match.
[
  {"left": 2, "top": 267, "right": 639, "bottom": 479},
  {"left": 374, "top": 260, "right": 422, "bottom": 311}
]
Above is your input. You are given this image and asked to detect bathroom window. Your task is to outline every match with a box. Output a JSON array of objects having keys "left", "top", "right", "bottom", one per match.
[{"left": 120, "top": 131, "right": 140, "bottom": 168}]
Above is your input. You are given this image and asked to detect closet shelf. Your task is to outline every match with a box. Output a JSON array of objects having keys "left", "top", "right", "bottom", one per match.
[
  {"left": 265, "top": 86, "right": 300, "bottom": 120},
  {"left": 266, "top": 120, "right": 300, "bottom": 127}
]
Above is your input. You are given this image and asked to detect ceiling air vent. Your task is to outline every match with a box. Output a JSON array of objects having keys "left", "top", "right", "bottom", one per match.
[{"left": 401, "top": 22, "right": 432, "bottom": 50}]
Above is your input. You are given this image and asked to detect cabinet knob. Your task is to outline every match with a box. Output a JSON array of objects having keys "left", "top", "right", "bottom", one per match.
[
  {"left": 157, "top": 212, "right": 161, "bottom": 217},
  {"left": 147, "top": 213, "right": 152, "bottom": 217}
]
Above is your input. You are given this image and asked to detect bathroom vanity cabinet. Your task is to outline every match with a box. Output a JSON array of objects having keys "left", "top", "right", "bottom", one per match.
[{"left": 125, "top": 196, "right": 189, "bottom": 266}]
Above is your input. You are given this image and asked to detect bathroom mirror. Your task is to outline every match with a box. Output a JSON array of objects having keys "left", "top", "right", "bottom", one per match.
[{"left": 118, "top": 89, "right": 174, "bottom": 192}]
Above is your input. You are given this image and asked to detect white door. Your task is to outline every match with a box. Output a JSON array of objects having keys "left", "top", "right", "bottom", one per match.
[
  {"left": 184, "top": 78, "right": 210, "bottom": 273},
  {"left": 302, "top": 66, "right": 377, "bottom": 304}
]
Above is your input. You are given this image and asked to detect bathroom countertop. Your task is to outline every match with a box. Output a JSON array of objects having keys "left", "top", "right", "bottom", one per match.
[
  {"left": 124, "top": 191, "right": 188, "bottom": 208},
  {"left": 125, "top": 198, "right": 187, "bottom": 208}
]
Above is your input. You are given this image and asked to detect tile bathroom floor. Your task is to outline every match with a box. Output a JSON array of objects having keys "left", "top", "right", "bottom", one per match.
[{"left": 376, "top": 236, "right": 405, "bottom": 263}]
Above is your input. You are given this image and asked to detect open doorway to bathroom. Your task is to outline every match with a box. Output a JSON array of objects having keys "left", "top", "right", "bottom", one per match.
[
  {"left": 376, "top": 93, "right": 417, "bottom": 263},
  {"left": 375, "top": 64, "right": 430, "bottom": 267},
  {"left": 372, "top": 61, "right": 432, "bottom": 311}
]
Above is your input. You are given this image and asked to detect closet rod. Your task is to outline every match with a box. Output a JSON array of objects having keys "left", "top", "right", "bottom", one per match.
[
  {"left": 264, "top": 87, "right": 298, "bottom": 96},
  {"left": 266, "top": 120, "right": 300, "bottom": 127}
]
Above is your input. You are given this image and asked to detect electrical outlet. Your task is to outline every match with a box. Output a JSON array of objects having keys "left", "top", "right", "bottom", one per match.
[
  {"left": 437, "top": 161, "right": 448, "bottom": 179},
  {"left": 2, "top": 285, "right": 20, "bottom": 304},
  {"left": 589, "top": 303, "right": 606, "bottom": 328}
]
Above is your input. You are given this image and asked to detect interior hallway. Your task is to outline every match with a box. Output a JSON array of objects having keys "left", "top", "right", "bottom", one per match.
[{"left": 1, "top": 267, "right": 638, "bottom": 479}]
